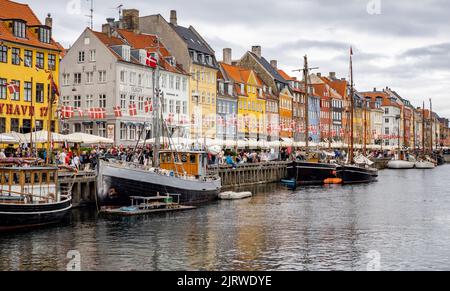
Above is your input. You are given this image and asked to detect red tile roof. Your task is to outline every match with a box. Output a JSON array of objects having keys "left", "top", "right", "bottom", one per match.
[{"left": 0, "top": 0, "right": 60, "bottom": 51}]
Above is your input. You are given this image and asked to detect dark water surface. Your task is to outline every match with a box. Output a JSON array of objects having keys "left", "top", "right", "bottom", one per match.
[{"left": 1, "top": 165, "right": 450, "bottom": 271}]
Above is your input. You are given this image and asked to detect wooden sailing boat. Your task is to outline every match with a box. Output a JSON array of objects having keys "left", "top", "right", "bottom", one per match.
[
  {"left": 336, "top": 47, "right": 378, "bottom": 184},
  {"left": 96, "top": 38, "right": 221, "bottom": 207},
  {"left": 288, "top": 55, "right": 339, "bottom": 185},
  {"left": 0, "top": 71, "right": 73, "bottom": 232}
]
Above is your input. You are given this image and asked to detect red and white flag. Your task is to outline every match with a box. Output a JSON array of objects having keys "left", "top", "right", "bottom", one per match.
[
  {"left": 146, "top": 52, "right": 158, "bottom": 69},
  {"left": 114, "top": 106, "right": 123, "bottom": 117},
  {"left": 7, "top": 82, "right": 19, "bottom": 94},
  {"left": 61, "top": 106, "right": 74, "bottom": 119},
  {"left": 89, "top": 108, "right": 105, "bottom": 119},
  {"left": 76, "top": 107, "right": 84, "bottom": 117},
  {"left": 129, "top": 103, "right": 137, "bottom": 116},
  {"left": 144, "top": 100, "right": 153, "bottom": 113}
]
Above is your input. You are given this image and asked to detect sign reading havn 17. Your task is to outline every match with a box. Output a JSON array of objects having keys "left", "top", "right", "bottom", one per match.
[{"left": 0, "top": 103, "right": 50, "bottom": 118}]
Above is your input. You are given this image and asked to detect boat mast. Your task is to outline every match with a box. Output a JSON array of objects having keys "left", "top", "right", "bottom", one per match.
[
  {"left": 429, "top": 98, "right": 433, "bottom": 153},
  {"left": 46, "top": 74, "right": 54, "bottom": 165},
  {"left": 303, "top": 55, "right": 310, "bottom": 153},
  {"left": 363, "top": 99, "right": 367, "bottom": 155},
  {"left": 153, "top": 37, "right": 161, "bottom": 168},
  {"left": 328, "top": 86, "right": 332, "bottom": 150},
  {"left": 30, "top": 76, "right": 34, "bottom": 157},
  {"left": 422, "top": 101, "right": 425, "bottom": 155},
  {"left": 349, "top": 47, "right": 354, "bottom": 164}
]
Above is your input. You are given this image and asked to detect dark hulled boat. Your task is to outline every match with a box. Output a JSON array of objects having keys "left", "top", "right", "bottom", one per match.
[
  {"left": 288, "top": 160, "right": 338, "bottom": 185},
  {"left": 0, "top": 165, "right": 73, "bottom": 232},
  {"left": 336, "top": 164, "right": 378, "bottom": 184},
  {"left": 97, "top": 151, "right": 222, "bottom": 207}
]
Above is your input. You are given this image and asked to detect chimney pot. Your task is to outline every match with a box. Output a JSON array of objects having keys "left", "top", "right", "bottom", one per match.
[
  {"left": 374, "top": 87, "right": 377, "bottom": 92},
  {"left": 223, "top": 48, "right": 232, "bottom": 65},
  {"left": 317, "top": 72, "right": 321, "bottom": 77},
  {"left": 251, "top": 46, "right": 261, "bottom": 58},
  {"left": 45, "top": 13, "right": 52, "bottom": 28},
  {"left": 329, "top": 72, "right": 336, "bottom": 79},
  {"left": 270, "top": 60, "right": 277, "bottom": 69},
  {"left": 170, "top": 10, "right": 178, "bottom": 26}
]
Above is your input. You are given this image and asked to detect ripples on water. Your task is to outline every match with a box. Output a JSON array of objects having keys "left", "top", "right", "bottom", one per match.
[{"left": 1, "top": 165, "right": 450, "bottom": 271}]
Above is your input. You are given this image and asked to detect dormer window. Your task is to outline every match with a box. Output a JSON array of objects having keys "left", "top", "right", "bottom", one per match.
[
  {"left": 13, "top": 20, "right": 26, "bottom": 38},
  {"left": 39, "top": 27, "right": 51, "bottom": 43}
]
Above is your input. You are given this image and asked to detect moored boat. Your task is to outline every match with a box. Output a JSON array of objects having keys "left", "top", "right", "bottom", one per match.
[
  {"left": 414, "top": 161, "right": 436, "bottom": 169},
  {"left": 219, "top": 191, "right": 252, "bottom": 200},
  {"left": 387, "top": 160, "right": 415, "bottom": 169},
  {"left": 0, "top": 165, "right": 73, "bottom": 232},
  {"left": 336, "top": 164, "right": 378, "bottom": 184},
  {"left": 290, "top": 160, "right": 338, "bottom": 185}
]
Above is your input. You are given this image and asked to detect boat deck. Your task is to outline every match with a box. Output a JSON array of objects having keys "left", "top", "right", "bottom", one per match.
[{"left": 100, "top": 205, "right": 196, "bottom": 216}]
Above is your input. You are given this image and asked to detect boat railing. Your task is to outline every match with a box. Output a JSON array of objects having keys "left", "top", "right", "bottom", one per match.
[{"left": 0, "top": 188, "right": 56, "bottom": 204}]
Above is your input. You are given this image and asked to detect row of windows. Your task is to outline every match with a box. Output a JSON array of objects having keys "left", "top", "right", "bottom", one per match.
[
  {"left": 0, "top": 46, "right": 55, "bottom": 70},
  {"left": 280, "top": 99, "right": 292, "bottom": 110},
  {"left": 10, "top": 20, "right": 51, "bottom": 44},
  {"left": 0, "top": 78, "right": 47, "bottom": 102},
  {"left": 190, "top": 50, "right": 214, "bottom": 67},
  {"left": 0, "top": 117, "right": 48, "bottom": 134},
  {"left": 217, "top": 101, "right": 235, "bottom": 115},
  {"left": 160, "top": 74, "right": 188, "bottom": 91},
  {"left": 78, "top": 50, "right": 96, "bottom": 63},
  {"left": 62, "top": 71, "right": 107, "bottom": 86},
  {"left": 191, "top": 91, "right": 216, "bottom": 105},
  {"left": 239, "top": 100, "right": 264, "bottom": 112},
  {"left": 190, "top": 69, "right": 216, "bottom": 85}
]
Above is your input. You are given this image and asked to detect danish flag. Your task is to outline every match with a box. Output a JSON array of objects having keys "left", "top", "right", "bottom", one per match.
[
  {"left": 76, "top": 107, "right": 84, "bottom": 117},
  {"left": 89, "top": 108, "right": 106, "bottom": 119},
  {"left": 114, "top": 106, "right": 123, "bottom": 117},
  {"left": 146, "top": 52, "right": 158, "bottom": 69},
  {"left": 61, "top": 106, "right": 74, "bottom": 119},
  {"left": 129, "top": 103, "right": 137, "bottom": 116},
  {"left": 144, "top": 100, "right": 153, "bottom": 113},
  {"left": 7, "top": 82, "right": 19, "bottom": 94}
]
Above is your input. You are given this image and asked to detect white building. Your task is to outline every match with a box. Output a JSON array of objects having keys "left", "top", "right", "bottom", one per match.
[{"left": 60, "top": 26, "right": 189, "bottom": 146}]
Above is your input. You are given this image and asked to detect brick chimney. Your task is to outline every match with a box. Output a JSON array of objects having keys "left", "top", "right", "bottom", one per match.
[
  {"left": 122, "top": 9, "right": 140, "bottom": 33},
  {"left": 317, "top": 72, "right": 321, "bottom": 77},
  {"left": 329, "top": 72, "right": 336, "bottom": 79},
  {"left": 102, "top": 18, "right": 115, "bottom": 37},
  {"left": 270, "top": 60, "right": 277, "bottom": 69},
  {"left": 374, "top": 87, "right": 377, "bottom": 92},
  {"left": 45, "top": 13, "right": 52, "bottom": 28},
  {"left": 170, "top": 10, "right": 178, "bottom": 26},
  {"left": 223, "top": 48, "right": 232, "bottom": 65},
  {"left": 252, "top": 46, "right": 261, "bottom": 58}
]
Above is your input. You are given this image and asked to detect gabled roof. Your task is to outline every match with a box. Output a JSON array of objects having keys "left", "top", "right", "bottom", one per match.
[
  {"left": 0, "top": 0, "right": 60, "bottom": 51},
  {"left": 172, "top": 24, "right": 213, "bottom": 55},
  {"left": 220, "top": 62, "right": 266, "bottom": 96},
  {"left": 362, "top": 91, "right": 400, "bottom": 108},
  {"left": 248, "top": 51, "right": 287, "bottom": 84}
]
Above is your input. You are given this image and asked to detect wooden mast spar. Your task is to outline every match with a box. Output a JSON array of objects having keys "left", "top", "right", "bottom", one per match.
[{"left": 349, "top": 47, "right": 355, "bottom": 164}]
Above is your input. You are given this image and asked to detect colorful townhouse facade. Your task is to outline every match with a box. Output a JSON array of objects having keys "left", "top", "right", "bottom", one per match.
[
  {"left": 138, "top": 10, "right": 219, "bottom": 139},
  {"left": 0, "top": 0, "right": 61, "bottom": 137}
]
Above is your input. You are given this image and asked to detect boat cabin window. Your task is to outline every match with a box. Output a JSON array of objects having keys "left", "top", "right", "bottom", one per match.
[
  {"left": 190, "top": 155, "right": 196, "bottom": 164},
  {"left": 181, "top": 154, "right": 188, "bottom": 163}
]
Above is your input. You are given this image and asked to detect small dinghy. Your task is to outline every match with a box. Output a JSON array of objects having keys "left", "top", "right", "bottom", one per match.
[
  {"left": 387, "top": 160, "right": 415, "bottom": 169},
  {"left": 219, "top": 191, "right": 252, "bottom": 200},
  {"left": 415, "top": 161, "right": 436, "bottom": 169}
]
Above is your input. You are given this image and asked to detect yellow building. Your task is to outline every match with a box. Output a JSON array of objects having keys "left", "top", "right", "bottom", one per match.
[
  {"left": 220, "top": 63, "right": 265, "bottom": 140},
  {"left": 0, "top": 0, "right": 60, "bottom": 140},
  {"left": 190, "top": 64, "right": 218, "bottom": 139}
]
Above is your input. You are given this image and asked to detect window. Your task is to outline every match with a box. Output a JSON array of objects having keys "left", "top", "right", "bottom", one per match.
[
  {"left": 169, "top": 99, "right": 174, "bottom": 113},
  {"left": 138, "top": 96, "right": 144, "bottom": 111},
  {"left": 39, "top": 27, "right": 51, "bottom": 43},
  {"left": 74, "top": 73, "right": 81, "bottom": 85},
  {"left": 0, "top": 79, "right": 6, "bottom": 100},
  {"left": 99, "top": 71, "right": 107, "bottom": 83},
  {"left": 89, "top": 50, "right": 96, "bottom": 62},
  {"left": 0, "top": 46, "right": 7, "bottom": 63},
  {"left": 13, "top": 21, "right": 26, "bottom": 38},
  {"left": 0, "top": 117, "right": 6, "bottom": 133},
  {"left": 86, "top": 95, "right": 93, "bottom": 108},
  {"left": 24, "top": 82, "right": 32, "bottom": 102},
  {"left": 48, "top": 54, "right": 56, "bottom": 70},
  {"left": 130, "top": 72, "right": 136, "bottom": 85},
  {"left": 176, "top": 76, "right": 181, "bottom": 90},
  {"left": 86, "top": 72, "right": 93, "bottom": 84},
  {"left": 74, "top": 95, "right": 81, "bottom": 108},
  {"left": 385, "top": 118, "right": 389, "bottom": 124},
  {"left": 85, "top": 123, "right": 93, "bottom": 135},
  {"left": 24, "top": 50, "right": 32, "bottom": 67},
  {"left": 62, "top": 96, "right": 70, "bottom": 106},
  {"left": 385, "top": 128, "right": 390, "bottom": 135},
  {"left": 130, "top": 95, "right": 135, "bottom": 108},
  {"left": 11, "top": 80, "right": 20, "bottom": 101},
  {"left": 120, "top": 71, "right": 126, "bottom": 83},
  {"left": 120, "top": 123, "right": 127, "bottom": 140},
  {"left": 162, "top": 97, "right": 167, "bottom": 113},
  {"left": 78, "top": 51, "right": 85, "bottom": 63},
  {"left": 120, "top": 94, "right": 126, "bottom": 109},
  {"left": 36, "top": 83, "right": 44, "bottom": 103},
  {"left": 182, "top": 78, "right": 187, "bottom": 91},
  {"left": 169, "top": 75, "right": 174, "bottom": 89},
  {"left": 160, "top": 74, "right": 166, "bottom": 88},
  {"left": 138, "top": 74, "right": 142, "bottom": 86},
  {"left": 74, "top": 123, "right": 82, "bottom": 133},
  {"left": 12, "top": 48, "right": 20, "bottom": 65},
  {"left": 36, "top": 52, "right": 44, "bottom": 69},
  {"left": 99, "top": 94, "right": 106, "bottom": 108},
  {"left": 11, "top": 118, "right": 20, "bottom": 132},
  {"left": 182, "top": 101, "right": 187, "bottom": 115},
  {"left": 385, "top": 108, "right": 389, "bottom": 115},
  {"left": 129, "top": 125, "right": 136, "bottom": 140},
  {"left": 98, "top": 123, "right": 106, "bottom": 137},
  {"left": 62, "top": 74, "right": 70, "bottom": 86}
]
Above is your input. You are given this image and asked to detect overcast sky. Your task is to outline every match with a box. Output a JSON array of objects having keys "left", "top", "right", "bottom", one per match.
[{"left": 27, "top": 0, "right": 450, "bottom": 117}]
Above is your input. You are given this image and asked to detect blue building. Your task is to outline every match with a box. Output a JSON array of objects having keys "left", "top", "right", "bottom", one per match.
[{"left": 308, "top": 94, "right": 321, "bottom": 143}]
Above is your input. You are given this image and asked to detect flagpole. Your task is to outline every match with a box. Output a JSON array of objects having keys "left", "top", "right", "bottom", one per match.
[
  {"left": 47, "top": 75, "right": 53, "bottom": 164},
  {"left": 30, "top": 77, "right": 34, "bottom": 157}
]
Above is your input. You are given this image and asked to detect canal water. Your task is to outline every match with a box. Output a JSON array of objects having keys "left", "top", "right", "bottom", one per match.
[{"left": 1, "top": 165, "right": 450, "bottom": 271}]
